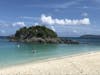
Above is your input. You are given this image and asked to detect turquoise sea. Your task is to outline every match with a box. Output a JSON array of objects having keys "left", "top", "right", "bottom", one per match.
[{"left": 0, "top": 38, "right": 100, "bottom": 68}]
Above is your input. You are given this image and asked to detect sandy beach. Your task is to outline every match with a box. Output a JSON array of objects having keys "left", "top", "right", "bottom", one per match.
[{"left": 0, "top": 52, "right": 100, "bottom": 75}]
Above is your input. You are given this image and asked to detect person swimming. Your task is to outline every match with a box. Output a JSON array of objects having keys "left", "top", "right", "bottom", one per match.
[{"left": 32, "top": 49, "right": 36, "bottom": 53}]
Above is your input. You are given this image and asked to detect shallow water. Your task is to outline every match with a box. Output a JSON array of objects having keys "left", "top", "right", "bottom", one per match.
[{"left": 0, "top": 38, "right": 100, "bottom": 68}]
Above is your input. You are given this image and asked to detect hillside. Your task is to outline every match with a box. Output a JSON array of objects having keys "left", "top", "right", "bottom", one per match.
[
  {"left": 10, "top": 25, "right": 79, "bottom": 44},
  {"left": 10, "top": 26, "right": 62, "bottom": 43},
  {"left": 80, "top": 35, "right": 100, "bottom": 39}
]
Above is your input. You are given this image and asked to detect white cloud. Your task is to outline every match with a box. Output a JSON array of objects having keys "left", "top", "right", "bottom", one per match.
[
  {"left": 34, "top": 22, "right": 39, "bottom": 26},
  {"left": 12, "top": 22, "right": 26, "bottom": 27},
  {"left": 41, "top": 14, "right": 90, "bottom": 25},
  {"left": 51, "top": 25, "right": 56, "bottom": 32},
  {"left": 41, "top": 14, "right": 54, "bottom": 25}
]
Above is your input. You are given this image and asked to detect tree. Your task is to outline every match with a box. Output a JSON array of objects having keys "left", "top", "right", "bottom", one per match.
[{"left": 14, "top": 25, "right": 57, "bottom": 40}]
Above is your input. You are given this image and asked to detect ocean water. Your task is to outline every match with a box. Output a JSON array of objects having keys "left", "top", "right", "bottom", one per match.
[{"left": 0, "top": 38, "right": 100, "bottom": 68}]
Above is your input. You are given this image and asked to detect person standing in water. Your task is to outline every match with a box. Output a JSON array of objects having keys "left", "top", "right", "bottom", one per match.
[{"left": 32, "top": 49, "right": 36, "bottom": 53}]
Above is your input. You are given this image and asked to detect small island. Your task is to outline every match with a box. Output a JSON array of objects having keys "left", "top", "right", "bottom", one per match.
[
  {"left": 80, "top": 35, "right": 100, "bottom": 39},
  {"left": 10, "top": 25, "right": 79, "bottom": 44}
]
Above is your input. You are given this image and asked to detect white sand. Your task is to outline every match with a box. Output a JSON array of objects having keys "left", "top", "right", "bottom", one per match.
[{"left": 0, "top": 52, "right": 100, "bottom": 75}]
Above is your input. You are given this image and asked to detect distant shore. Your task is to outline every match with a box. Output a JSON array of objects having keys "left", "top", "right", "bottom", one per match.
[{"left": 0, "top": 51, "right": 100, "bottom": 75}]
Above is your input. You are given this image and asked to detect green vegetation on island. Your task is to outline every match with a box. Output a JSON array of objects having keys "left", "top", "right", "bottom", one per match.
[
  {"left": 10, "top": 26, "right": 62, "bottom": 43},
  {"left": 15, "top": 26, "right": 57, "bottom": 39},
  {"left": 10, "top": 25, "right": 79, "bottom": 44}
]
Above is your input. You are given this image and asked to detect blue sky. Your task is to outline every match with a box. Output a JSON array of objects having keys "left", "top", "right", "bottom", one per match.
[{"left": 0, "top": 0, "right": 100, "bottom": 37}]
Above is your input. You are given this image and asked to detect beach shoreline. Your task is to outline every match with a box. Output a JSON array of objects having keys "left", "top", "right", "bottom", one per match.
[
  {"left": 0, "top": 51, "right": 100, "bottom": 75},
  {"left": 0, "top": 50, "right": 97, "bottom": 69}
]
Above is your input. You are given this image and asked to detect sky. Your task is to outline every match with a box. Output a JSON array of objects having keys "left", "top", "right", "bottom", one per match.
[{"left": 0, "top": 0, "right": 100, "bottom": 37}]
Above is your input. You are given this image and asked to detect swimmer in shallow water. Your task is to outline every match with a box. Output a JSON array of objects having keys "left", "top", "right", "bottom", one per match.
[{"left": 32, "top": 49, "right": 36, "bottom": 53}]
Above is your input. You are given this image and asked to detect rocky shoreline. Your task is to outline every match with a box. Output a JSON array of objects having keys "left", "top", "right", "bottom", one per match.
[
  {"left": 10, "top": 37, "right": 79, "bottom": 44},
  {"left": 9, "top": 26, "right": 79, "bottom": 44}
]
